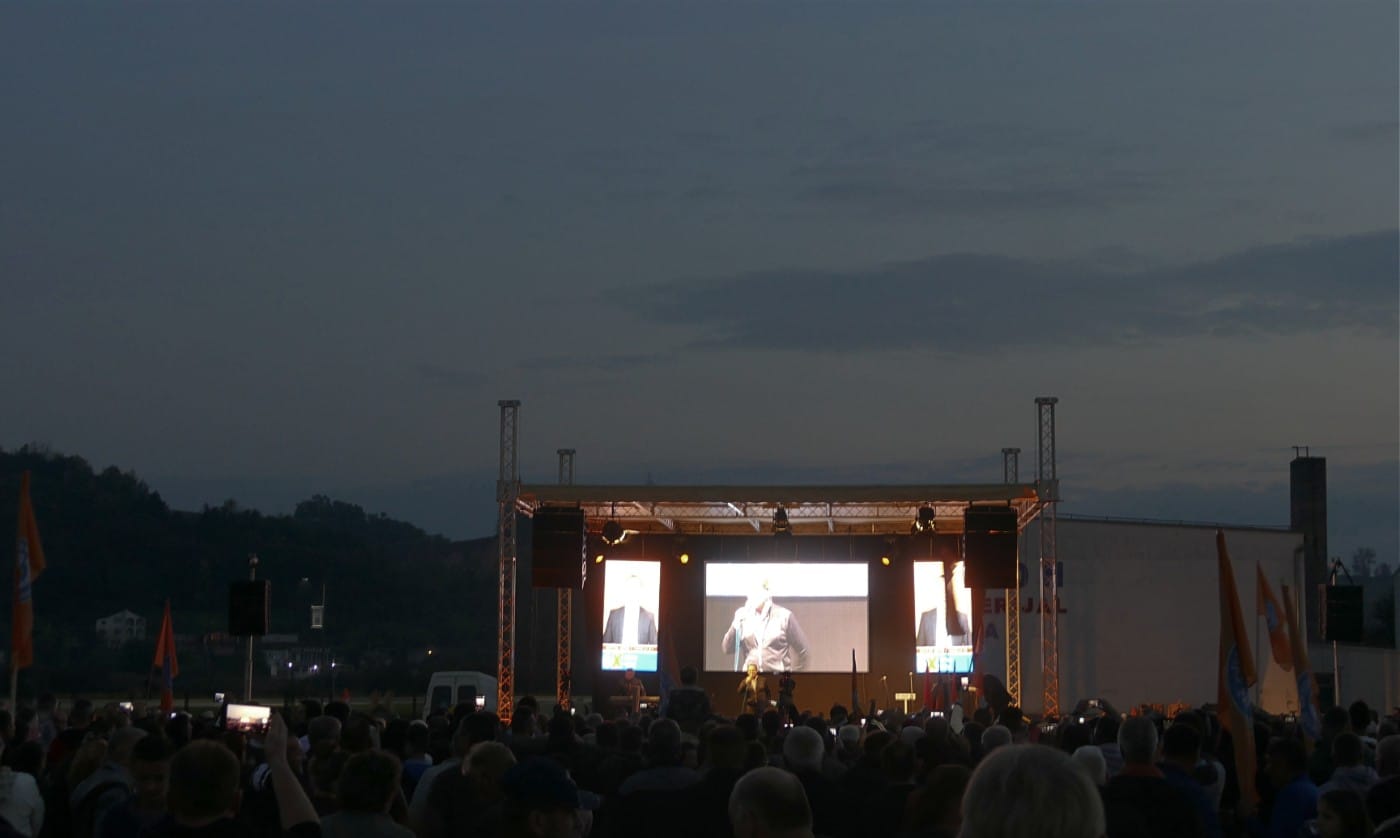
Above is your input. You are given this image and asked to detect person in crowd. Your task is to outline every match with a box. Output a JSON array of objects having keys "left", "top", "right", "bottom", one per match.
[
  {"left": 665, "top": 667, "right": 712, "bottom": 734},
  {"left": 1159, "top": 723, "right": 1222, "bottom": 838},
  {"left": 960, "top": 745, "right": 1105, "bottom": 838},
  {"left": 1317, "top": 787, "right": 1373, "bottom": 838},
  {"left": 602, "top": 576, "right": 658, "bottom": 647},
  {"left": 70, "top": 726, "right": 146, "bottom": 838},
  {"left": 862, "top": 740, "right": 917, "bottom": 838},
  {"left": 1072, "top": 745, "right": 1108, "bottom": 787},
  {"left": 1253, "top": 736, "right": 1319, "bottom": 838},
  {"left": 617, "top": 719, "right": 698, "bottom": 796},
  {"left": 780, "top": 726, "right": 844, "bottom": 838},
  {"left": 407, "top": 717, "right": 471, "bottom": 827},
  {"left": 305, "top": 715, "right": 346, "bottom": 815},
  {"left": 418, "top": 739, "right": 515, "bottom": 838},
  {"left": 144, "top": 713, "right": 318, "bottom": 838},
  {"left": 399, "top": 722, "right": 433, "bottom": 799},
  {"left": 1094, "top": 714, "right": 1125, "bottom": 779},
  {"left": 1310, "top": 706, "right": 1353, "bottom": 786},
  {"left": 1368, "top": 735, "right": 1400, "bottom": 836},
  {"left": 980, "top": 726, "right": 1012, "bottom": 757},
  {"left": 94, "top": 734, "right": 171, "bottom": 838},
  {"left": 721, "top": 580, "right": 811, "bottom": 673},
  {"left": 686, "top": 725, "right": 747, "bottom": 838},
  {"left": 1352, "top": 701, "right": 1379, "bottom": 764},
  {"left": 728, "top": 766, "right": 814, "bottom": 838},
  {"left": 320, "top": 751, "right": 413, "bottom": 838},
  {"left": 0, "top": 739, "right": 44, "bottom": 837},
  {"left": 500, "top": 758, "right": 591, "bottom": 838},
  {"left": 834, "top": 725, "right": 862, "bottom": 769},
  {"left": 1320, "top": 731, "right": 1380, "bottom": 796},
  {"left": 901, "top": 763, "right": 971, "bottom": 838},
  {"left": 1101, "top": 716, "right": 1205, "bottom": 838}
]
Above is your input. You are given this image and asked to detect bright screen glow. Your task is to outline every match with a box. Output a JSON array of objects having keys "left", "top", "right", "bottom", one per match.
[
  {"left": 600, "top": 560, "right": 661, "bottom": 672},
  {"left": 704, "top": 562, "right": 868, "bottom": 673},
  {"left": 914, "top": 561, "right": 974, "bottom": 674}
]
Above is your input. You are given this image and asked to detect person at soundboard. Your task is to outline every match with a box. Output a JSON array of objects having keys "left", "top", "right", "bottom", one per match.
[
  {"left": 737, "top": 664, "right": 771, "bottom": 715},
  {"left": 602, "top": 576, "right": 658, "bottom": 647},
  {"left": 620, "top": 669, "right": 644, "bottom": 717},
  {"left": 721, "top": 580, "right": 811, "bottom": 672}
]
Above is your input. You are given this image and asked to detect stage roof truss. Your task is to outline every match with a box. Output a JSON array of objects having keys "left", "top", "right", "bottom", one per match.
[{"left": 517, "top": 484, "right": 1044, "bottom": 536}]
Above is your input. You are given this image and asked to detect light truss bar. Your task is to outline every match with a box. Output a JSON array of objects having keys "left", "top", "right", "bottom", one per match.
[
  {"left": 1036, "top": 396, "right": 1060, "bottom": 718},
  {"left": 556, "top": 448, "right": 575, "bottom": 710},
  {"left": 1003, "top": 448, "right": 1023, "bottom": 709},
  {"left": 496, "top": 400, "right": 521, "bottom": 722}
]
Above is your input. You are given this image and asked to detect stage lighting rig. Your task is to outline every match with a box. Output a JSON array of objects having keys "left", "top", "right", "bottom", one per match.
[
  {"left": 912, "top": 505, "right": 937, "bottom": 534},
  {"left": 772, "top": 507, "right": 791, "bottom": 536},
  {"left": 601, "top": 519, "right": 626, "bottom": 546}
]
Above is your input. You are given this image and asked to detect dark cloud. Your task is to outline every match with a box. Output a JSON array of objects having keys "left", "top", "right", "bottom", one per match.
[
  {"left": 1334, "top": 120, "right": 1399, "bottom": 143},
  {"left": 620, "top": 230, "right": 1398, "bottom": 355},
  {"left": 516, "top": 353, "right": 668, "bottom": 373},
  {"left": 416, "top": 364, "right": 483, "bottom": 390}
]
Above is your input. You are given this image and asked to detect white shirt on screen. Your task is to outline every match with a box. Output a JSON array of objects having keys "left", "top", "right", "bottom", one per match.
[{"left": 623, "top": 605, "right": 639, "bottom": 646}]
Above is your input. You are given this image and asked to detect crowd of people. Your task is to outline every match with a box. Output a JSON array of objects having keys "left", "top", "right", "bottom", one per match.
[{"left": 0, "top": 672, "right": 1395, "bottom": 838}]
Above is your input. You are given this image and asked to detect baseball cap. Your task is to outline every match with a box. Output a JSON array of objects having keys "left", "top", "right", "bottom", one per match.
[{"left": 502, "top": 758, "right": 600, "bottom": 811}]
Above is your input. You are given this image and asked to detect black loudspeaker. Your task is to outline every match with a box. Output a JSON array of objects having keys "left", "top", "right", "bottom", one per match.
[
  {"left": 964, "top": 506, "right": 1019, "bottom": 589},
  {"left": 1323, "top": 585, "right": 1364, "bottom": 644},
  {"left": 532, "top": 508, "right": 587, "bottom": 588},
  {"left": 228, "top": 580, "right": 270, "bottom": 636}
]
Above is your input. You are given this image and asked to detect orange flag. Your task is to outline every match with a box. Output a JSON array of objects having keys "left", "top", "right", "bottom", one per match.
[
  {"left": 1256, "top": 562, "right": 1293, "bottom": 671},
  {"left": 1216, "top": 531, "right": 1258, "bottom": 808},
  {"left": 153, "top": 600, "right": 180, "bottom": 714},
  {"left": 11, "top": 472, "right": 47, "bottom": 671},
  {"left": 1281, "top": 583, "right": 1321, "bottom": 749}
]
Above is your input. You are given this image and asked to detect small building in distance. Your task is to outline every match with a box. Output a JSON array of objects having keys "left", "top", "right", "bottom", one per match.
[{"left": 96, "top": 610, "right": 147, "bottom": 648}]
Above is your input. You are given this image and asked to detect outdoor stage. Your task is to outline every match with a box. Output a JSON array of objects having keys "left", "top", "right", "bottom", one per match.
[{"left": 516, "top": 482, "right": 1050, "bottom": 717}]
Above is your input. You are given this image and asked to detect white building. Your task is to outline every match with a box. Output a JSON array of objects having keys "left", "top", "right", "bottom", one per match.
[{"left": 95, "top": 610, "right": 147, "bottom": 648}]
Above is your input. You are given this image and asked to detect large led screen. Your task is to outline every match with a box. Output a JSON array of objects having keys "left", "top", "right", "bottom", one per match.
[
  {"left": 600, "top": 560, "right": 661, "bottom": 672},
  {"left": 704, "top": 562, "right": 868, "bottom": 673},
  {"left": 914, "top": 561, "right": 974, "bottom": 674}
]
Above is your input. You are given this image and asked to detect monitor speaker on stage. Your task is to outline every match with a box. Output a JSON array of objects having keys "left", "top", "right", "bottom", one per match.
[
  {"left": 963, "top": 506, "right": 1018, "bottom": 589},
  {"left": 1322, "top": 585, "right": 1363, "bottom": 644},
  {"left": 228, "top": 581, "right": 270, "bottom": 637},
  {"left": 532, "top": 508, "right": 587, "bottom": 588}
]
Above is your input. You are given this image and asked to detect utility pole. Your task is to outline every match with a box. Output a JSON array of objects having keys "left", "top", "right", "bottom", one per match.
[{"left": 245, "top": 554, "right": 259, "bottom": 702}]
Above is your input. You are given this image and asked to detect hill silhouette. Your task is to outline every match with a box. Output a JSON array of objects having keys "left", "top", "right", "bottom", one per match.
[{"left": 0, "top": 445, "right": 501, "bottom": 698}]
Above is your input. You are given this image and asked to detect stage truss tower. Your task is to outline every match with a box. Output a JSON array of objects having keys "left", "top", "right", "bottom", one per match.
[
  {"left": 1036, "top": 397, "right": 1060, "bottom": 717},
  {"left": 1001, "top": 447, "right": 1022, "bottom": 708},
  {"left": 496, "top": 400, "right": 520, "bottom": 721},
  {"left": 556, "top": 449, "right": 575, "bottom": 710}
]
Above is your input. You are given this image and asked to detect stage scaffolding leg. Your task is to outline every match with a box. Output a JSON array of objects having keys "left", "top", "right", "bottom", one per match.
[
  {"left": 1036, "top": 397, "right": 1060, "bottom": 718},
  {"left": 556, "top": 449, "right": 576, "bottom": 710},
  {"left": 1002, "top": 448, "right": 1022, "bottom": 709},
  {"left": 497, "top": 401, "right": 521, "bottom": 722}
]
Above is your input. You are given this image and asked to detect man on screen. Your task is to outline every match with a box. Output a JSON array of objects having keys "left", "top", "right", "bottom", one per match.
[
  {"left": 916, "top": 563, "right": 972, "bottom": 647},
  {"left": 603, "top": 575, "right": 658, "bottom": 646},
  {"left": 721, "top": 579, "right": 811, "bottom": 672}
]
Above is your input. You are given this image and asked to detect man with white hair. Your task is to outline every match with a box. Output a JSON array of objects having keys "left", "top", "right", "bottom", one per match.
[
  {"left": 1100, "top": 717, "right": 1204, "bottom": 838},
  {"left": 960, "top": 745, "right": 1104, "bottom": 838},
  {"left": 729, "top": 766, "right": 814, "bottom": 838},
  {"left": 781, "top": 726, "right": 844, "bottom": 838},
  {"left": 1072, "top": 745, "right": 1108, "bottom": 787},
  {"left": 980, "top": 725, "right": 1013, "bottom": 755}
]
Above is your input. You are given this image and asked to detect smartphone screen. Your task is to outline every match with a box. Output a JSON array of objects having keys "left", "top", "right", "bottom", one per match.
[{"left": 224, "top": 704, "right": 271, "bottom": 735}]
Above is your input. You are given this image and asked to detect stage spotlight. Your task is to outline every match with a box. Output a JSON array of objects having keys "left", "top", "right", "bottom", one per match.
[
  {"left": 772, "top": 507, "right": 791, "bottom": 536},
  {"left": 593, "top": 554, "right": 605, "bottom": 564},
  {"left": 913, "top": 506, "right": 936, "bottom": 534},
  {"left": 679, "top": 553, "right": 690, "bottom": 565},
  {"left": 880, "top": 556, "right": 891, "bottom": 567},
  {"left": 601, "top": 519, "right": 625, "bottom": 546}
]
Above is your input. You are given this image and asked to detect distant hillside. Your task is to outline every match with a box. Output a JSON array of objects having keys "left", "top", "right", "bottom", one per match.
[{"left": 0, "top": 446, "right": 499, "bottom": 694}]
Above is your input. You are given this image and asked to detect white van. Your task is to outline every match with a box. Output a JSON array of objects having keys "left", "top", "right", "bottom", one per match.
[{"left": 424, "top": 670, "right": 497, "bottom": 718}]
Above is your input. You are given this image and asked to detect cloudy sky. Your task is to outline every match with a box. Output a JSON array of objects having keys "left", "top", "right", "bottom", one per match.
[{"left": 3, "top": 3, "right": 1396, "bottom": 561}]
